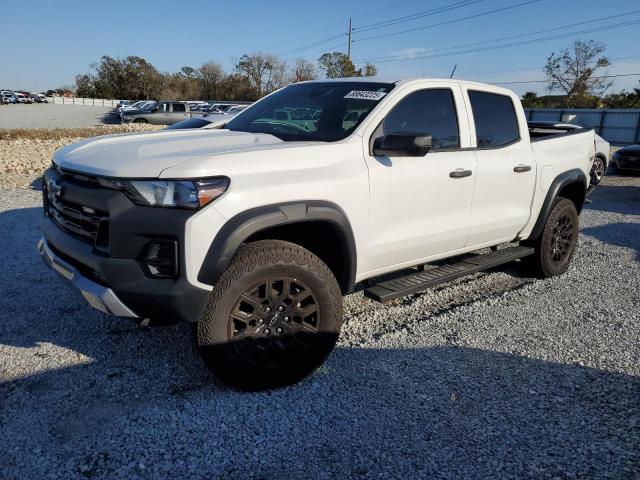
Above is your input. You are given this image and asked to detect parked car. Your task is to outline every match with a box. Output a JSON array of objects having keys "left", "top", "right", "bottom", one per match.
[
  {"left": 37, "top": 93, "right": 48, "bottom": 103},
  {"left": 1, "top": 92, "right": 17, "bottom": 104},
  {"left": 121, "top": 101, "right": 192, "bottom": 125},
  {"left": 116, "top": 100, "right": 132, "bottom": 109},
  {"left": 119, "top": 101, "right": 158, "bottom": 121},
  {"left": 119, "top": 100, "right": 157, "bottom": 118},
  {"left": 610, "top": 144, "right": 640, "bottom": 173},
  {"left": 14, "top": 93, "right": 28, "bottom": 103},
  {"left": 118, "top": 100, "right": 156, "bottom": 115},
  {"left": 164, "top": 115, "right": 231, "bottom": 130},
  {"left": 39, "top": 78, "right": 596, "bottom": 391},
  {"left": 117, "top": 100, "right": 145, "bottom": 114},
  {"left": 528, "top": 121, "right": 610, "bottom": 184}
]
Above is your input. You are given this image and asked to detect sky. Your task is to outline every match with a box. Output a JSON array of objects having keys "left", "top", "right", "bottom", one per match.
[{"left": 1, "top": 0, "right": 639, "bottom": 96}]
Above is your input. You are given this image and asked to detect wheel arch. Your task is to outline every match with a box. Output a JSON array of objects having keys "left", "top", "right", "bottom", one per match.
[
  {"left": 528, "top": 168, "right": 587, "bottom": 241},
  {"left": 197, "top": 201, "right": 357, "bottom": 294}
]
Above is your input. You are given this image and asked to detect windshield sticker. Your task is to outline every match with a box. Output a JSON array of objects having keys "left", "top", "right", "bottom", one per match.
[{"left": 344, "top": 90, "right": 388, "bottom": 101}]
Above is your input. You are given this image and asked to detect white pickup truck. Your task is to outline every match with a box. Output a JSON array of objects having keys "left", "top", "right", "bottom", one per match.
[{"left": 38, "top": 78, "right": 595, "bottom": 390}]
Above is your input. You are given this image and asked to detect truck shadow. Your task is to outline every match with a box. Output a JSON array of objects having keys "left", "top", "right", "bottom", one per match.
[
  {"left": 585, "top": 182, "right": 640, "bottom": 215},
  {"left": 0, "top": 206, "right": 638, "bottom": 478},
  {"left": 582, "top": 222, "right": 640, "bottom": 261},
  {"left": 99, "top": 110, "right": 120, "bottom": 125}
]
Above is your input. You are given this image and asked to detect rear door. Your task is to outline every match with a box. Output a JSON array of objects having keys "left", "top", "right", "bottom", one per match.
[
  {"left": 361, "top": 84, "right": 477, "bottom": 274},
  {"left": 170, "top": 103, "right": 189, "bottom": 124},
  {"left": 463, "top": 88, "right": 536, "bottom": 246}
]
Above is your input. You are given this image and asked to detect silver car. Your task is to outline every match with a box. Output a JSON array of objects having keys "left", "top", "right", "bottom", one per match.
[{"left": 122, "top": 101, "right": 192, "bottom": 125}]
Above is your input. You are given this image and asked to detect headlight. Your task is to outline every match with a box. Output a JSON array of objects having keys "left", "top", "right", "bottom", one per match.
[{"left": 98, "top": 177, "right": 229, "bottom": 209}]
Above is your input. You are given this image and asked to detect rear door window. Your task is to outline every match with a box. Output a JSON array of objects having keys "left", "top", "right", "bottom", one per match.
[
  {"left": 172, "top": 103, "right": 186, "bottom": 112},
  {"left": 468, "top": 91, "right": 520, "bottom": 148}
]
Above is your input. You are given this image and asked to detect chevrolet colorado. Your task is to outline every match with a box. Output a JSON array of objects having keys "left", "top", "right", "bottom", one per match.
[{"left": 38, "top": 78, "right": 595, "bottom": 390}]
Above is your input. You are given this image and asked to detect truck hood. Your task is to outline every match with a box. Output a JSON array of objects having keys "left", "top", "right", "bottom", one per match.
[{"left": 52, "top": 129, "right": 284, "bottom": 177}]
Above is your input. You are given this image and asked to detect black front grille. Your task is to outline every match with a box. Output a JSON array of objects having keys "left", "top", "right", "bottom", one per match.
[
  {"left": 44, "top": 184, "right": 109, "bottom": 253},
  {"left": 617, "top": 156, "right": 640, "bottom": 170}
]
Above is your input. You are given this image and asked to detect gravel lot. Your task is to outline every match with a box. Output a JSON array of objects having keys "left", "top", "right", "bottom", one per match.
[
  {"left": 0, "top": 104, "right": 117, "bottom": 129},
  {"left": 0, "top": 172, "right": 638, "bottom": 479}
]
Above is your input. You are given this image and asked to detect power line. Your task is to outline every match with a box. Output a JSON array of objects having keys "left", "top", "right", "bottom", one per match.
[
  {"left": 489, "top": 72, "right": 640, "bottom": 85},
  {"left": 368, "top": 19, "right": 640, "bottom": 64},
  {"left": 352, "top": 0, "right": 543, "bottom": 44},
  {"left": 276, "top": 32, "right": 347, "bottom": 57},
  {"left": 280, "top": 0, "right": 490, "bottom": 58},
  {"left": 353, "top": 0, "right": 487, "bottom": 32},
  {"left": 358, "top": 10, "right": 640, "bottom": 63},
  {"left": 459, "top": 56, "right": 640, "bottom": 78}
]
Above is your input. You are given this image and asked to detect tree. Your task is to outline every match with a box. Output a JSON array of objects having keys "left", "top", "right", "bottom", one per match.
[
  {"left": 75, "top": 74, "right": 95, "bottom": 98},
  {"left": 364, "top": 63, "right": 378, "bottom": 77},
  {"left": 92, "top": 55, "right": 127, "bottom": 99},
  {"left": 318, "top": 52, "right": 358, "bottom": 78},
  {"left": 198, "top": 61, "right": 225, "bottom": 100},
  {"left": 602, "top": 84, "right": 640, "bottom": 109},
  {"left": 544, "top": 40, "right": 611, "bottom": 108},
  {"left": 236, "top": 51, "right": 287, "bottom": 97},
  {"left": 521, "top": 91, "right": 544, "bottom": 108},
  {"left": 291, "top": 59, "right": 317, "bottom": 82},
  {"left": 317, "top": 52, "right": 379, "bottom": 78},
  {"left": 217, "top": 73, "right": 258, "bottom": 101},
  {"left": 123, "top": 56, "right": 163, "bottom": 100}
]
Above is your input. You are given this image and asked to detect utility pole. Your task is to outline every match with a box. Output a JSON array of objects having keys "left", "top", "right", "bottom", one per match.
[{"left": 347, "top": 17, "right": 352, "bottom": 60}]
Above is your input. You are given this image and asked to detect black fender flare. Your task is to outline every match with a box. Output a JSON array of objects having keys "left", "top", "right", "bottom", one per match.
[
  {"left": 528, "top": 168, "right": 588, "bottom": 240},
  {"left": 197, "top": 201, "right": 357, "bottom": 292}
]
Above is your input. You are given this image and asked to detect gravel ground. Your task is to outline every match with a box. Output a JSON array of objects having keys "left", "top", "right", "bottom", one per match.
[
  {"left": 0, "top": 173, "right": 638, "bottom": 479},
  {"left": 0, "top": 104, "right": 118, "bottom": 129},
  {"left": 0, "top": 124, "right": 162, "bottom": 188}
]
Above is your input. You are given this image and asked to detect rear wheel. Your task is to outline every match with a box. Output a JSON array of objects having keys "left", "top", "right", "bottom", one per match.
[
  {"left": 133, "top": 118, "right": 148, "bottom": 123},
  {"left": 590, "top": 156, "right": 605, "bottom": 185},
  {"left": 524, "top": 198, "right": 579, "bottom": 278},
  {"left": 196, "top": 240, "right": 343, "bottom": 391}
]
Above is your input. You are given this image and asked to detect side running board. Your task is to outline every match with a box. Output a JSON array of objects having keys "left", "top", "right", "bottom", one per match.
[{"left": 364, "top": 245, "right": 534, "bottom": 303}]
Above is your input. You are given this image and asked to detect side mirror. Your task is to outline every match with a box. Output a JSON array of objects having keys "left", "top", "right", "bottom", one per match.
[{"left": 372, "top": 133, "right": 432, "bottom": 157}]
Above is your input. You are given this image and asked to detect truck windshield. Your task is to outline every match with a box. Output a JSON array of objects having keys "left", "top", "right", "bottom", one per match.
[{"left": 226, "top": 82, "right": 394, "bottom": 142}]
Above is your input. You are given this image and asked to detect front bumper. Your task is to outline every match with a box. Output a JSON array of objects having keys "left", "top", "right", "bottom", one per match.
[
  {"left": 38, "top": 237, "right": 138, "bottom": 318},
  {"left": 39, "top": 167, "right": 211, "bottom": 322},
  {"left": 612, "top": 156, "right": 640, "bottom": 171}
]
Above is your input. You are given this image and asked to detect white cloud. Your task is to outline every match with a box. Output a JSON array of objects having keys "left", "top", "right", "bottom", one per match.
[{"left": 389, "top": 47, "right": 433, "bottom": 60}]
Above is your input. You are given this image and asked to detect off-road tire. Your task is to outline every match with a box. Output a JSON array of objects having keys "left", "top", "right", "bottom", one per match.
[
  {"left": 524, "top": 197, "right": 579, "bottom": 278},
  {"left": 196, "top": 240, "right": 343, "bottom": 391}
]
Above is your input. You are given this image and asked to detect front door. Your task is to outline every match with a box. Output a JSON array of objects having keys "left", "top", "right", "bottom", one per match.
[{"left": 362, "top": 86, "right": 477, "bottom": 274}]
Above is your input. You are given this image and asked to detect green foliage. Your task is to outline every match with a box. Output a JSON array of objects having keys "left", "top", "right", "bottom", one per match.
[
  {"left": 544, "top": 40, "right": 611, "bottom": 108},
  {"left": 602, "top": 86, "right": 640, "bottom": 109},
  {"left": 74, "top": 50, "right": 380, "bottom": 101},
  {"left": 317, "top": 52, "right": 378, "bottom": 78}
]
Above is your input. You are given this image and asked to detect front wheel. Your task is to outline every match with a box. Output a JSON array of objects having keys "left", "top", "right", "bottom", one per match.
[
  {"left": 133, "top": 118, "right": 148, "bottom": 123},
  {"left": 524, "top": 198, "right": 579, "bottom": 278},
  {"left": 196, "top": 240, "right": 343, "bottom": 391}
]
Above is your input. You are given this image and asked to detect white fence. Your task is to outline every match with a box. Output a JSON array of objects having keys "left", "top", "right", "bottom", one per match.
[{"left": 48, "top": 97, "right": 118, "bottom": 107}]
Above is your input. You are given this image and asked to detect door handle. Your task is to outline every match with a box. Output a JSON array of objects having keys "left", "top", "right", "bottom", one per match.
[
  {"left": 514, "top": 164, "right": 532, "bottom": 173},
  {"left": 449, "top": 169, "right": 473, "bottom": 178}
]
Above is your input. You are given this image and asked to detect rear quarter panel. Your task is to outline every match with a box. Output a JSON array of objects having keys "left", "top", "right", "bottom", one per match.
[{"left": 518, "top": 130, "right": 595, "bottom": 239}]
